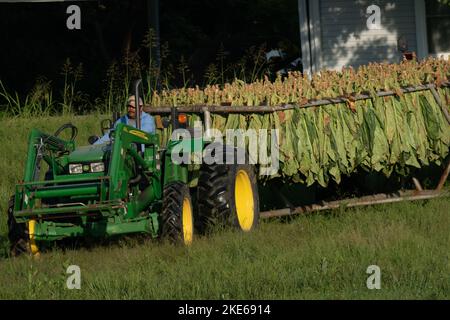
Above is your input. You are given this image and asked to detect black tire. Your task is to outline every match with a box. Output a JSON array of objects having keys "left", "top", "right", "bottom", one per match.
[
  {"left": 161, "top": 182, "right": 194, "bottom": 245},
  {"left": 7, "top": 196, "right": 31, "bottom": 257},
  {"left": 197, "top": 144, "right": 259, "bottom": 234}
]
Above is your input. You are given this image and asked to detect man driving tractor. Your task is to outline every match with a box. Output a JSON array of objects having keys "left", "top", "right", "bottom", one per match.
[{"left": 95, "top": 95, "right": 156, "bottom": 144}]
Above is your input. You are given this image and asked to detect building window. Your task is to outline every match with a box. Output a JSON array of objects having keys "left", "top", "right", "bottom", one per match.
[{"left": 426, "top": 0, "right": 450, "bottom": 54}]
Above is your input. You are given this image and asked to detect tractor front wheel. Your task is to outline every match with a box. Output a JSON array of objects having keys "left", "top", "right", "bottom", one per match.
[
  {"left": 161, "top": 182, "right": 194, "bottom": 245},
  {"left": 7, "top": 196, "right": 39, "bottom": 257}
]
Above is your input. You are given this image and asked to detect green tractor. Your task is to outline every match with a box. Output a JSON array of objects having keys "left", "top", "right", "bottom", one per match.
[{"left": 7, "top": 80, "right": 259, "bottom": 256}]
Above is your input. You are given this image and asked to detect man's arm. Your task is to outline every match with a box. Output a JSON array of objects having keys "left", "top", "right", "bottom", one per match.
[
  {"left": 94, "top": 118, "right": 122, "bottom": 145},
  {"left": 93, "top": 131, "right": 111, "bottom": 145}
]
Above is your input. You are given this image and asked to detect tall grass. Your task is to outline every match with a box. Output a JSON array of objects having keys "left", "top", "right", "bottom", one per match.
[
  {"left": 0, "top": 59, "right": 89, "bottom": 118},
  {"left": 60, "top": 58, "right": 86, "bottom": 115},
  {"left": 1, "top": 30, "right": 273, "bottom": 118},
  {"left": 0, "top": 78, "right": 55, "bottom": 117}
]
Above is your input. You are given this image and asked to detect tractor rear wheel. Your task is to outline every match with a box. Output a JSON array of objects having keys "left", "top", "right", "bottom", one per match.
[
  {"left": 161, "top": 182, "right": 194, "bottom": 245},
  {"left": 7, "top": 196, "right": 39, "bottom": 257},
  {"left": 197, "top": 145, "right": 259, "bottom": 234}
]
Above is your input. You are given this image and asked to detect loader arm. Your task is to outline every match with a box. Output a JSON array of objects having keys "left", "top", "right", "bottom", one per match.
[{"left": 23, "top": 128, "right": 75, "bottom": 183}]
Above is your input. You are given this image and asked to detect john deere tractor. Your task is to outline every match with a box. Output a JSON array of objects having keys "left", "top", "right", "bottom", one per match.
[{"left": 7, "top": 80, "right": 259, "bottom": 256}]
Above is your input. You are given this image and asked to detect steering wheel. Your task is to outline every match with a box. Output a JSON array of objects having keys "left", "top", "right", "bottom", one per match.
[{"left": 53, "top": 123, "right": 78, "bottom": 142}]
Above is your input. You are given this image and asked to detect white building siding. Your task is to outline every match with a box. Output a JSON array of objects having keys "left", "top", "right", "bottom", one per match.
[{"left": 318, "top": 0, "right": 417, "bottom": 70}]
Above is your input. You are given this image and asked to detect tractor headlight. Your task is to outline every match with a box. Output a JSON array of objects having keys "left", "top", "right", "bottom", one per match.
[
  {"left": 69, "top": 164, "right": 83, "bottom": 174},
  {"left": 90, "top": 162, "right": 105, "bottom": 173}
]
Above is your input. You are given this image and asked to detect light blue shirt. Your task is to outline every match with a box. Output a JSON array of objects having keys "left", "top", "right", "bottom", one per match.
[{"left": 94, "top": 112, "right": 156, "bottom": 145}]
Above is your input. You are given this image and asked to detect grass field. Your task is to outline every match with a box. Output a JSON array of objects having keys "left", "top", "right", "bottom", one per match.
[{"left": 0, "top": 116, "right": 449, "bottom": 299}]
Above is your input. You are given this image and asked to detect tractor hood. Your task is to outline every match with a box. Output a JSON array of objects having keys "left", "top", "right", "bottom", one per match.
[{"left": 68, "top": 144, "right": 110, "bottom": 163}]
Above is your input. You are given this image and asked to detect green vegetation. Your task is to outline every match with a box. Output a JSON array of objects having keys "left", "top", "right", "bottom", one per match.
[
  {"left": 0, "top": 198, "right": 448, "bottom": 299},
  {"left": 148, "top": 59, "right": 450, "bottom": 186},
  {"left": 0, "top": 31, "right": 273, "bottom": 118},
  {"left": 0, "top": 114, "right": 448, "bottom": 300},
  {"left": 5, "top": 58, "right": 449, "bottom": 188}
]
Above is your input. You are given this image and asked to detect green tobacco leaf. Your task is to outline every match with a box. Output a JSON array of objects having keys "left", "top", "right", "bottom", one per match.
[{"left": 190, "top": 71, "right": 450, "bottom": 188}]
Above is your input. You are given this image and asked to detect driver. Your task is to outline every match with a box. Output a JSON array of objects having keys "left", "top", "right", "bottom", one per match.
[{"left": 95, "top": 95, "right": 156, "bottom": 145}]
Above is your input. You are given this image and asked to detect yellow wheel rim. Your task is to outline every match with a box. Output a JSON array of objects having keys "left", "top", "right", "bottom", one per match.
[
  {"left": 182, "top": 197, "right": 193, "bottom": 245},
  {"left": 234, "top": 170, "right": 254, "bottom": 231},
  {"left": 28, "top": 220, "right": 40, "bottom": 257}
]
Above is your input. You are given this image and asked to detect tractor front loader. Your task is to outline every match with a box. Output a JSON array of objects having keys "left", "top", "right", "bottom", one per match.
[{"left": 7, "top": 80, "right": 260, "bottom": 256}]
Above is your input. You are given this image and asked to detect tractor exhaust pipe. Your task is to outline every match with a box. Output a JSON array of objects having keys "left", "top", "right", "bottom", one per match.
[{"left": 134, "top": 79, "right": 142, "bottom": 130}]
